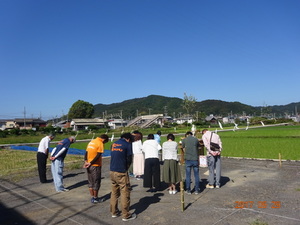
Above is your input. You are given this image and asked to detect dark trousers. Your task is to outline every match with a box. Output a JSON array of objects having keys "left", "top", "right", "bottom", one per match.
[
  {"left": 143, "top": 158, "right": 160, "bottom": 189},
  {"left": 37, "top": 152, "right": 48, "bottom": 183}
]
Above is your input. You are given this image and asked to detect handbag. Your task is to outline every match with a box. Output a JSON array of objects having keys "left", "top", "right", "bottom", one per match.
[{"left": 210, "top": 132, "right": 220, "bottom": 151}]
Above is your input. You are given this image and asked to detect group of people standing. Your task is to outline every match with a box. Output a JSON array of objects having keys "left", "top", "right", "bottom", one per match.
[{"left": 36, "top": 128, "right": 222, "bottom": 222}]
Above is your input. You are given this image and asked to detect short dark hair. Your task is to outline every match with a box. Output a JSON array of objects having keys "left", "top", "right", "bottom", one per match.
[
  {"left": 167, "top": 133, "right": 175, "bottom": 141},
  {"left": 121, "top": 133, "right": 134, "bottom": 142},
  {"left": 147, "top": 134, "right": 154, "bottom": 140},
  {"left": 100, "top": 134, "right": 109, "bottom": 142},
  {"left": 157, "top": 131, "right": 161, "bottom": 135},
  {"left": 186, "top": 131, "right": 193, "bottom": 136}
]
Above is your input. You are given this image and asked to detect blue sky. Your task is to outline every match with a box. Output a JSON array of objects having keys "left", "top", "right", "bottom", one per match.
[{"left": 1, "top": 0, "right": 299, "bottom": 120}]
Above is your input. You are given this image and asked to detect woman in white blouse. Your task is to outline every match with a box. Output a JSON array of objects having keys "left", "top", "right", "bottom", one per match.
[
  {"left": 142, "top": 134, "right": 162, "bottom": 192},
  {"left": 162, "top": 133, "right": 182, "bottom": 194}
]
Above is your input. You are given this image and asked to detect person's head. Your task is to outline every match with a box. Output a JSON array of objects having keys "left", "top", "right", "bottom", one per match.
[
  {"left": 134, "top": 132, "right": 143, "bottom": 141},
  {"left": 49, "top": 133, "right": 55, "bottom": 140},
  {"left": 147, "top": 134, "right": 154, "bottom": 140},
  {"left": 121, "top": 132, "right": 134, "bottom": 142},
  {"left": 156, "top": 131, "right": 161, "bottom": 136},
  {"left": 167, "top": 133, "right": 175, "bottom": 141},
  {"left": 100, "top": 134, "right": 109, "bottom": 143},
  {"left": 185, "top": 131, "right": 193, "bottom": 136},
  {"left": 132, "top": 130, "right": 143, "bottom": 141},
  {"left": 69, "top": 136, "right": 76, "bottom": 143},
  {"left": 201, "top": 129, "right": 208, "bottom": 135}
]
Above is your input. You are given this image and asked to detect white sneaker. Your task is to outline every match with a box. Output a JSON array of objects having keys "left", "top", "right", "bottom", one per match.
[
  {"left": 122, "top": 213, "right": 137, "bottom": 221},
  {"left": 172, "top": 190, "right": 177, "bottom": 194},
  {"left": 169, "top": 190, "right": 173, "bottom": 194}
]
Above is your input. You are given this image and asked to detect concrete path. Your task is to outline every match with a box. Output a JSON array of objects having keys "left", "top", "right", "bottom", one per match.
[{"left": 0, "top": 157, "right": 299, "bottom": 225}]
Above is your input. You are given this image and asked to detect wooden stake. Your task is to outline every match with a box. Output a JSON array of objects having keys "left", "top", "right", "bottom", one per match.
[
  {"left": 279, "top": 153, "right": 282, "bottom": 168},
  {"left": 180, "top": 180, "right": 184, "bottom": 212}
]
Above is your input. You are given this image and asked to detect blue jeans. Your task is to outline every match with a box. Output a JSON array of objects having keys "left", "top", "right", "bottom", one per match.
[
  {"left": 51, "top": 158, "right": 65, "bottom": 191},
  {"left": 185, "top": 160, "right": 200, "bottom": 191},
  {"left": 207, "top": 155, "right": 221, "bottom": 186}
]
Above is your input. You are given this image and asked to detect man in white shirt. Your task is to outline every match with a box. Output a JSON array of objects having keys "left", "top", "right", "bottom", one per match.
[{"left": 37, "top": 134, "right": 55, "bottom": 183}]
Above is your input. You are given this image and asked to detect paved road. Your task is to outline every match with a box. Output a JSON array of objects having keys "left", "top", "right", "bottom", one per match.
[{"left": 0, "top": 157, "right": 299, "bottom": 225}]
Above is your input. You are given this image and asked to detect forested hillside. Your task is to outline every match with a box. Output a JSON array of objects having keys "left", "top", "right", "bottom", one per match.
[{"left": 93, "top": 95, "right": 300, "bottom": 119}]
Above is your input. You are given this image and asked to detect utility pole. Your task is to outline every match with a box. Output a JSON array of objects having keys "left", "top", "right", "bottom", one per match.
[
  {"left": 23, "top": 107, "right": 26, "bottom": 128},
  {"left": 120, "top": 110, "right": 123, "bottom": 126}
]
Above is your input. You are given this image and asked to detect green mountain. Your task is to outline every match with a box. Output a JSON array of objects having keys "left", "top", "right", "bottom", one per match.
[{"left": 93, "top": 95, "right": 299, "bottom": 119}]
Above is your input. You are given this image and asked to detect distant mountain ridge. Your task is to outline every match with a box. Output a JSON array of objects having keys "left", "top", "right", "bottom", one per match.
[{"left": 93, "top": 95, "right": 299, "bottom": 119}]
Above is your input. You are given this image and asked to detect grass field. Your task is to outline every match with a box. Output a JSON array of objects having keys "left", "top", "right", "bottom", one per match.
[{"left": 0, "top": 124, "right": 299, "bottom": 181}]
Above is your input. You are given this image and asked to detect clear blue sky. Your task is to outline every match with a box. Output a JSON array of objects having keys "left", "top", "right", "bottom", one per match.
[{"left": 1, "top": 0, "right": 299, "bottom": 120}]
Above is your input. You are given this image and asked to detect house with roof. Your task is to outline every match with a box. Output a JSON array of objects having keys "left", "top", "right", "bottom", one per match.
[
  {"left": 205, "top": 114, "right": 218, "bottom": 124},
  {"left": 14, "top": 118, "right": 47, "bottom": 129},
  {"left": 70, "top": 118, "right": 107, "bottom": 131},
  {"left": 108, "top": 119, "right": 127, "bottom": 129}
]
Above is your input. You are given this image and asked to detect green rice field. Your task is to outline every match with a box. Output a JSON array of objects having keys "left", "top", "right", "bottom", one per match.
[
  {"left": 0, "top": 124, "right": 299, "bottom": 181},
  {"left": 215, "top": 125, "right": 300, "bottom": 160}
]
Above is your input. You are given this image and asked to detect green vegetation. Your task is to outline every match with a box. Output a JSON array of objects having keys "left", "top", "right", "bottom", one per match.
[
  {"left": 219, "top": 126, "right": 300, "bottom": 160},
  {"left": 1, "top": 125, "right": 299, "bottom": 182},
  {"left": 68, "top": 99, "right": 94, "bottom": 118},
  {"left": 0, "top": 149, "right": 82, "bottom": 182},
  {"left": 93, "top": 94, "right": 300, "bottom": 119}
]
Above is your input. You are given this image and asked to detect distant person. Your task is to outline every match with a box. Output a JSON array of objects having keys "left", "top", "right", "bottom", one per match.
[
  {"left": 182, "top": 131, "right": 200, "bottom": 194},
  {"left": 132, "top": 131, "right": 144, "bottom": 180},
  {"left": 37, "top": 133, "right": 55, "bottom": 183},
  {"left": 142, "top": 134, "right": 162, "bottom": 192},
  {"left": 202, "top": 129, "right": 222, "bottom": 189},
  {"left": 110, "top": 133, "right": 136, "bottom": 221},
  {"left": 154, "top": 130, "right": 162, "bottom": 162},
  {"left": 50, "top": 136, "right": 76, "bottom": 192},
  {"left": 154, "top": 131, "right": 162, "bottom": 144},
  {"left": 162, "top": 133, "right": 181, "bottom": 194},
  {"left": 83, "top": 134, "right": 109, "bottom": 203}
]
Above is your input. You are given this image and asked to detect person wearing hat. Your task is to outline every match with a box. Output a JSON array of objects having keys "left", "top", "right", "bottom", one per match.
[
  {"left": 50, "top": 136, "right": 76, "bottom": 192},
  {"left": 37, "top": 133, "right": 55, "bottom": 183}
]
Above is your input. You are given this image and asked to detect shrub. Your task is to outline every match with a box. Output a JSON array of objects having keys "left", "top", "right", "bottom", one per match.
[{"left": 0, "top": 130, "right": 6, "bottom": 138}]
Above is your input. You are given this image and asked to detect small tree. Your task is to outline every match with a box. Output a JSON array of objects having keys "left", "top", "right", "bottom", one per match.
[{"left": 182, "top": 93, "right": 197, "bottom": 115}]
